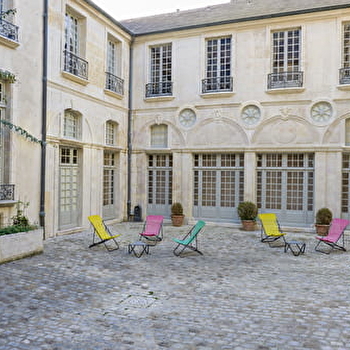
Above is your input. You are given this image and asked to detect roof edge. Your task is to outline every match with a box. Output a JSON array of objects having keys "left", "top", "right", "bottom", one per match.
[{"left": 131, "top": 3, "right": 350, "bottom": 37}]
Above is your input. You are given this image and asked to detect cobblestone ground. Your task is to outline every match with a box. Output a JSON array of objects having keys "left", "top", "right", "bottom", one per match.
[{"left": 1, "top": 222, "right": 350, "bottom": 350}]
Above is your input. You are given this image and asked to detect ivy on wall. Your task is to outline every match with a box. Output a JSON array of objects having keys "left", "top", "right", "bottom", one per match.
[
  {"left": 0, "top": 119, "right": 44, "bottom": 145},
  {"left": 0, "top": 69, "right": 16, "bottom": 83}
]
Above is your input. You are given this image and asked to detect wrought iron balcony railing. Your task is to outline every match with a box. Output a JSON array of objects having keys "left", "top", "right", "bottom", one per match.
[
  {"left": 202, "top": 76, "right": 233, "bottom": 93},
  {"left": 267, "top": 71, "right": 303, "bottom": 89},
  {"left": 105, "top": 72, "right": 124, "bottom": 95},
  {"left": 0, "top": 18, "right": 18, "bottom": 41},
  {"left": 145, "top": 81, "right": 173, "bottom": 98},
  {"left": 0, "top": 184, "right": 15, "bottom": 201},
  {"left": 339, "top": 67, "right": 350, "bottom": 85},
  {"left": 63, "top": 50, "right": 88, "bottom": 80}
]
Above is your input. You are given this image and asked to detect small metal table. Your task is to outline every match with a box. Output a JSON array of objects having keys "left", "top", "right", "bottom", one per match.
[
  {"left": 284, "top": 241, "right": 306, "bottom": 256},
  {"left": 128, "top": 241, "right": 149, "bottom": 258}
]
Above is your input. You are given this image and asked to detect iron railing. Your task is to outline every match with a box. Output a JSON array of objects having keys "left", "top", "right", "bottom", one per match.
[
  {"left": 339, "top": 67, "right": 350, "bottom": 85},
  {"left": 0, "top": 184, "right": 14, "bottom": 201},
  {"left": 267, "top": 71, "right": 303, "bottom": 89},
  {"left": 202, "top": 76, "right": 233, "bottom": 93},
  {"left": 145, "top": 81, "right": 173, "bottom": 98},
  {"left": 63, "top": 50, "right": 88, "bottom": 80},
  {"left": 105, "top": 72, "right": 124, "bottom": 95},
  {"left": 0, "top": 18, "right": 18, "bottom": 41}
]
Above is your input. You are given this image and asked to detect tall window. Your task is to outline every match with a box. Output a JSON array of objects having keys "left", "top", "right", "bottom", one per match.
[
  {"left": 268, "top": 28, "right": 303, "bottom": 89},
  {"left": 151, "top": 124, "right": 168, "bottom": 148},
  {"left": 106, "top": 121, "right": 117, "bottom": 146},
  {"left": 146, "top": 44, "right": 172, "bottom": 97},
  {"left": 203, "top": 37, "right": 232, "bottom": 93},
  {"left": 342, "top": 154, "right": 350, "bottom": 216},
  {"left": 340, "top": 23, "right": 350, "bottom": 84},
  {"left": 64, "top": 110, "right": 80, "bottom": 139},
  {"left": 63, "top": 10, "right": 88, "bottom": 79},
  {"left": 0, "top": 82, "right": 6, "bottom": 184},
  {"left": 65, "top": 12, "right": 79, "bottom": 54},
  {"left": 105, "top": 38, "right": 123, "bottom": 94},
  {"left": 103, "top": 152, "right": 115, "bottom": 207}
]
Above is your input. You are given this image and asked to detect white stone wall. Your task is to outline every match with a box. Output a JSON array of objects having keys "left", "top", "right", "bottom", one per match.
[{"left": 130, "top": 7, "right": 350, "bottom": 223}]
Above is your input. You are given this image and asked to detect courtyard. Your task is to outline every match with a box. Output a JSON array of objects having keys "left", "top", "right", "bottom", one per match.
[{"left": 0, "top": 222, "right": 350, "bottom": 349}]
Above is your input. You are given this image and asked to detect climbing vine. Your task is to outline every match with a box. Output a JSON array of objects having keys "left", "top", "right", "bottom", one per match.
[
  {"left": 0, "top": 69, "right": 16, "bottom": 83},
  {"left": 0, "top": 119, "right": 44, "bottom": 145}
]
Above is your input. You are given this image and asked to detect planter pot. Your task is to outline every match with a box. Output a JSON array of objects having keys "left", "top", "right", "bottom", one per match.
[
  {"left": 241, "top": 220, "right": 257, "bottom": 231},
  {"left": 171, "top": 214, "right": 185, "bottom": 227},
  {"left": 315, "top": 224, "right": 330, "bottom": 236},
  {"left": 0, "top": 228, "right": 44, "bottom": 264}
]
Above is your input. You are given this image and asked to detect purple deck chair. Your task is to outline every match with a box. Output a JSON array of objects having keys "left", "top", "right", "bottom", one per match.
[
  {"left": 139, "top": 215, "right": 164, "bottom": 242},
  {"left": 315, "top": 218, "right": 350, "bottom": 254}
]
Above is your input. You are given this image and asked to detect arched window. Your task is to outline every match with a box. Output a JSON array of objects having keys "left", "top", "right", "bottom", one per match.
[
  {"left": 106, "top": 120, "right": 118, "bottom": 146},
  {"left": 346, "top": 118, "right": 350, "bottom": 146},
  {"left": 64, "top": 109, "right": 81, "bottom": 139},
  {"left": 151, "top": 124, "right": 168, "bottom": 148}
]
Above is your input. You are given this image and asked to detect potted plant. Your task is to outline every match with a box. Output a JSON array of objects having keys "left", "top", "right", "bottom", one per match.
[
  {"left": 237, "top": 201, "right": 258, "bottom": 231},
  {"left": 171, "top": 202, "right": 185, "bottom": 227},
  {"left": 0, "top": 201, "right": 43, "bottom": 264},
  {"left": 315, "top": 207, "right": 332, "bottom": 236}
]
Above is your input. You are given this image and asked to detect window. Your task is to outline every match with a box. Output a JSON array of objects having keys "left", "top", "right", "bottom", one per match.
[
  {"left": 346, "top": 118, "right": 350, "bottom": 146},
  {"left": 146, "top": 44, "right": 172, "bottom": 97},
  {"left": 63, "top": 10, "right": 88, "bottom": 79},
  {"left": 342, "top": 154, "right": 350, "bottom": 214},
  {"left": 63, "top": 110, "right": 80, "bottom": 139},
  {"left": 103, "top": 151, "right": 115, "bottom": 207},
  {"left": 0, "top": 0, "right": 18, "bottom": 41},
  {"left": 106, "top": 121, "right": 117, "bottom": 146},
  {"left": 203, "top": 37, "right": 232, "bottom": 93},
  {"left": 340, "top": 23, "right": 350, "bottom": 84},
  {"left": 268, "top": 28, "right": 303, "bottom": 89},
  {"left": 151, "top": 124, "right": 168, "bottom": 148},
  {"left": 105, "top": 38, "right": 124, "bottom": 94}
]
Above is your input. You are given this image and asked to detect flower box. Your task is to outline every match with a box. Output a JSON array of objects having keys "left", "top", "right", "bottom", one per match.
[{"left": 0, "top": 228, "right": 43, "bottom": 264}]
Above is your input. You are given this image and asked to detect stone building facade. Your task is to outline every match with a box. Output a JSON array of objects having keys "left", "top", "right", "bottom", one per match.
[{"left": 1, "top": 0, "right": 350, "bottom": 237}]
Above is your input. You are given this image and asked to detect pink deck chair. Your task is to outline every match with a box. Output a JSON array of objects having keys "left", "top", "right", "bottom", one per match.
[
  {"left": 139, "top": 215, "right": 164, "bottom": 242},
  {"left": 315, "top": 218, "right": 350, "bottom": 254}
]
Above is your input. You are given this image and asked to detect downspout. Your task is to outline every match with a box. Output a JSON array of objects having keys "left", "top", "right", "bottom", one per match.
[
  {"left": 127, "top": 36, "right": 134, "bottom": 219},
  {"left": 40, "top": 0, "right": 48, "bottom": 238}
]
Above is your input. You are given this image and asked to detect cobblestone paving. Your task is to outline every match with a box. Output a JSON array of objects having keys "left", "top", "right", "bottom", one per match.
[{"left": 1, "top": 222, "right": 350, "bottom": 350}]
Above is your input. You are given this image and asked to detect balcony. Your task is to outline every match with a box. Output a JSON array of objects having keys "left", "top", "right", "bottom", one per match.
[
  {"left": 0, "top": 19, "right": 18, "bottom": 41},
  {"left": 105, "top": 72, "right": 124, "bottom": 95},
  {"left": 63, "top": 50, "right": 88, "bottom": 80},
  {"left": 145, "top": 81, "right": 173, "bottom": 98},
  {"left": 202, "top": 76, "right": 233, "bottom": 93},
  {"left": 339, "top": 67, "right": 350, "bottom": 85},
  {"left": 0, "top": 184, "right": 14, "bottom": 201},
  {"left": 267, "top": 71, "right": 303, "bottom": 90}
]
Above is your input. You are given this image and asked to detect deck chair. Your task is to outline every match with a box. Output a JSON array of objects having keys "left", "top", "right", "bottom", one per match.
[
  {"left": 315, "top": 218, "right": 350, "bottom": 254},
  {"left": 258, "top": 213, "right": 287, "bottom": 247},
  {"left": 173, "top": 220, "right": 206, "bottom": 256},
  {"left": 88, "top": 215, "right": 121, "bottom": 251},
  {"left": 139, "top": 215, "right": 164, "bottom": 242}
]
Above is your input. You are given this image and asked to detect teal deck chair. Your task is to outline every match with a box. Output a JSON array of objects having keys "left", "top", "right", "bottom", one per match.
[{"left": 173, "top": 220, "right": 206, "bottom": 256}]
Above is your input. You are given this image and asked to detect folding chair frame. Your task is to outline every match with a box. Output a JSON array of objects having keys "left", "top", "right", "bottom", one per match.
[
  {"left": 173, "top": 221, "right": 205, "bottom": 257},
  {"left": 139, "top": 215, "right": 164, "bottom": 242},
  {"left": 88, "top": 216, "right": 120, "bottom": 251},
  {"left": 314, "top": 218, "right": 349, "bottom": 254},
  {"left": 259, "top": 214, "right": 287, "bottom": 248}
]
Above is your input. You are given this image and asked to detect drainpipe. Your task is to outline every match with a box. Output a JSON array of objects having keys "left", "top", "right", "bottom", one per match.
[
  {"left": 127, "top": 37, "right": 134, "bottom": 219},
  {"left": 40, "top": 0, "right": 48, "bottom": 239}
]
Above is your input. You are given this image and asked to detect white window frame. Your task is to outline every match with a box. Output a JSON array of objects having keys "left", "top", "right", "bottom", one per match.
[
  {"left": 105, "top": 120, "right": 117, "bottom": 146},
  {"left": 63, "top": 110, "right": 81, "bottom": 140},
  {"left": 151, "top": 124, "right": 168, "bottom": 148}
]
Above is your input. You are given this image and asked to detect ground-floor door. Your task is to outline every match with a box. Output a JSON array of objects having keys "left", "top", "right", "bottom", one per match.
[
  {"left": 102, "top": 151, "right": 118, "bottom": 219},
  {"left": 59, "top": 147, "right": 81, "bottom": 230},
  {"left": 342, "top": 153, "right": 350, "bottom": 220},
  {"left": 257, "top": 153, "right": 314, "bottom": 225},
  {"left": 147, "top": 154, "right": 172, "bottom": 217},
  {"left": 193, "top": 154, "right": 244, "bottom": 222}
]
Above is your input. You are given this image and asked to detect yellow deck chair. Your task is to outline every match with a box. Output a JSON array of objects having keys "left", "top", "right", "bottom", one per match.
[
  {"left": 88, "top": 215, "right": 121, "bottom": 251},
  {"left": 258, "top": 213, "right": 286, "bottom": 247}
]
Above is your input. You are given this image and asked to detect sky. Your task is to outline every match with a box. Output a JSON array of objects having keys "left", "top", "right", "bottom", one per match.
[{"left": 93, "top": 0, "right": 229, "bottom": 20}]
